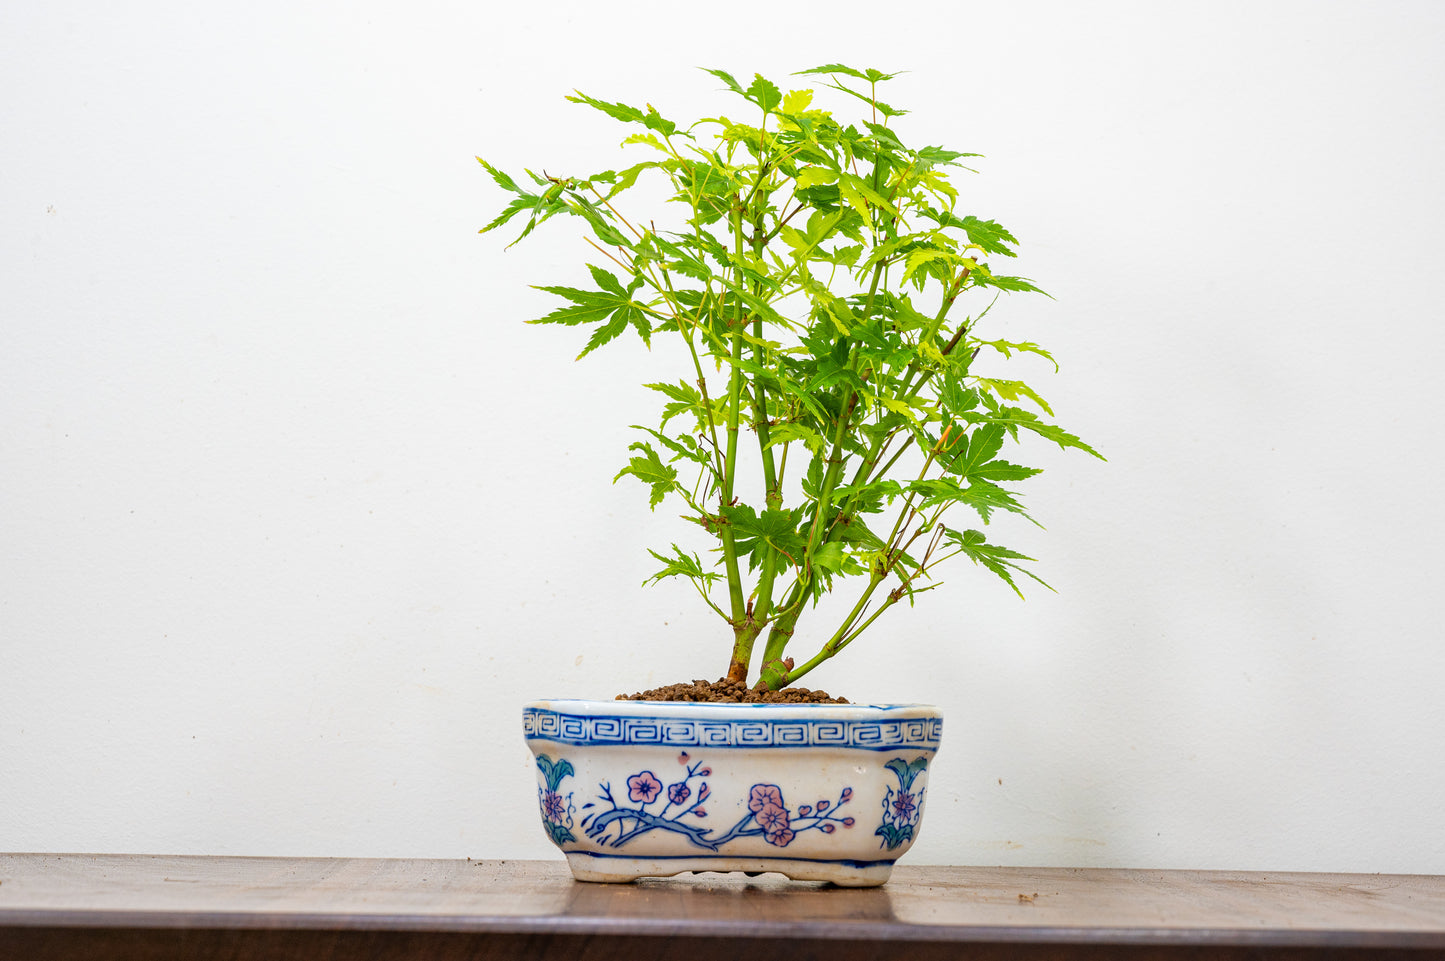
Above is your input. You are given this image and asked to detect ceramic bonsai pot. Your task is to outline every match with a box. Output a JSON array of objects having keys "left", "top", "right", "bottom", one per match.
[{"left": 523, "top": 698, "right": 942, "bottom": 887}]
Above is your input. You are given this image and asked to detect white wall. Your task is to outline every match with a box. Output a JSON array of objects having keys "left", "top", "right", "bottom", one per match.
[{"left": 3, "top": 0, "right": 1443, "bottom": 873}]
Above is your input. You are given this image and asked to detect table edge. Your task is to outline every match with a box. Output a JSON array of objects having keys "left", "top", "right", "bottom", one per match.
[{"left": 3, "top": 908, "right": 1445, "bottom": 949}]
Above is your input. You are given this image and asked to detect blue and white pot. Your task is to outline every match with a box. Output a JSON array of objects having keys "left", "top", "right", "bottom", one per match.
[{"left": 523, "top": 698, "right": 942, "bottom": 887}]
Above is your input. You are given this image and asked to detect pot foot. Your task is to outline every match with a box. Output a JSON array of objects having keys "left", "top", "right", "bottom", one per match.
[{"left": 563, "top": 851, "right": 894, "bottom": 887}]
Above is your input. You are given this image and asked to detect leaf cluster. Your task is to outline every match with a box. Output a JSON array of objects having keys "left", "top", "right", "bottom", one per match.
[{"left": 480, "top": 65, "right": 1101, "bottom": 690}]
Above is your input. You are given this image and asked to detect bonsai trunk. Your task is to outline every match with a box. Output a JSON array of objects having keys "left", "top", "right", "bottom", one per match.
[{"left": 726, "top": 620, "right": 762, "bottom": 685}]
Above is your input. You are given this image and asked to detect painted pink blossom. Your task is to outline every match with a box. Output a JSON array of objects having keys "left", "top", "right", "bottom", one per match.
[
  {"left": 797, "top": 804, "right": 812, "bottom": 818},
  {"left": 765, "top": 826, "right": 795, "bottom": 847},
  {"left": 542, "top": 790, "right": 565, "bottom": 822},
  {"left": 754, "top": 803, "right": 790, "bottom": 836},
  {"left": 667, "top": 782, "right": 691, "bottom": 805},
  {"left": 890, "top": 789, "right": 918, "bottom": 822},
  {"left": 627, "top": 771, "right": 663, "bottom": 804},
  {"left": 748, "top": 784, "right": 785, "bottom": 813}
]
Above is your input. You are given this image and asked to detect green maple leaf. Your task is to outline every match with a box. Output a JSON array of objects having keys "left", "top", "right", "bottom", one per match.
[
  {"left": 745, "top": 73, "right": 783, "bottom": 113},
  {"left": 613, "top": 442, "right": 678, "bottom": 508},
  {"left": 721, "top": 504, "right": 807, "bottom": 569},
  {"left": 946, "top": 424, "right": 1005, "bottom": 477},
  {"left": 529, "top": 265, "right": 651, "bottom": 358},
  {"left": 958, "top": 216, "right": 1019, "bottom": 258},
  {"left": 566, "top": 91, "right": 678, "bottom": 137},
  {"left": 945, "top": 528, "right": 1052, "bottom": 598},
  {"left": 644, "top": 545, "right": 720, "bottom": 588}
]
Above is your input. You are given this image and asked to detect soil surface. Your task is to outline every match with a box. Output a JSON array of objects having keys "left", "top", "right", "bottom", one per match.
[{"left": 616, "top": 677, "right": 849, "bottom": 704}]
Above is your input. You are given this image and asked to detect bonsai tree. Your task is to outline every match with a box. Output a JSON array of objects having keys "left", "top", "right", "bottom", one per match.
[{"left": 479, "top": 65, "right": 1100, "bottom": 692}]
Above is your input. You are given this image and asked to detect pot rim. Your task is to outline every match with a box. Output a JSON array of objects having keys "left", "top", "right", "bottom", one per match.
[
  {"left": 524, "top": 699, "right": 942, "bottom": 752},
  {"left": 525, "top": 698, "right": 940, "bottom": 716}
]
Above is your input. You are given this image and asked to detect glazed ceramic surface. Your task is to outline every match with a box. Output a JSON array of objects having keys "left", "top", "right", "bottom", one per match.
[{"left": 523, "top": 699, "right": 942, "bottom": 886}]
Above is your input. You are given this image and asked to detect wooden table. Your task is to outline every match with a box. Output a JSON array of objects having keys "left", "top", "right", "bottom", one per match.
[{"left": 2, "top": 855, "right": 1442, "bottom": 960}]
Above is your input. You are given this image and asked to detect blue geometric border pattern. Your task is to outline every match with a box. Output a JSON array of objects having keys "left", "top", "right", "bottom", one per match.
[{"left": 523, "top": 708, "right": 942, "bottom": 752}]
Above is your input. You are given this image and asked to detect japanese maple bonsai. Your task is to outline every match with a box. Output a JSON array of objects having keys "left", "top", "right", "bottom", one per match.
[{"left": 480, "top": 64, "right": 1100, "bottom": 696}]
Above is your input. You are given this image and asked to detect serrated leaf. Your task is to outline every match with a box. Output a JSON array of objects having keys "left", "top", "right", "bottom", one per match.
[
  {"left": 702, "top": 67, "right": 745, "bottom": 95},
  {"left": 915, "top": 169, "right": 959, "bottom": 209},
  {"left": 644, "top": 380, "right": 708, "bottom": 429},
  {"left": 578, "top": 311, "right": 632, "bottom": 358},
  {"left": 822, "top": 81, "right": 908, "bottom": 118},
  {"left": 621, "top": 132, "right": 669, "bottom": 152},
  {"left": 745, "top": 73, "right": 782, "bottom": 113},
  {"left": 596, "top": 160, "right": 658, "bottom": 202},
  {"left": 613, "top": 442, "right": 678, "bottom": 508},
  {"left": 975, "top": 377, "right": 1053, "bottom": 415},
  {"left": 879, "top": 396, "right": 922, "bottom": 424},
  {"left": 834, "top": 513, "right": 888, "bottom": 551},
  {"left": 478, "top": 160, "right": 567, "bottom": 245},
  {"left": 940, "top": 378, "right": 980, "bottom": 417},
  {"left": 802, "top": 458, "right": 826, "bottom": 502},
  {"left": 842, "top": 174, "right": 897, "bottom": 214},
  {"left": 957, "top": 479, "right": 1034, "bottom": 522},
  {"left": 910, "top": 475, "right": 1035, "bottom": 525},
  {"left": 971, "top": 338, "right": 1059, "bottom": 371},
  {"left": 721, "top": 504, "right": 807, "bottom": 568},
  {"left": 778, "top": 224, "right": 810, "bottom": 252},
  {"left": 833, "top": 479, "right": 902, "bottom": 516},
  {"left": 971, "top": 269, "right": 1050, "bottom": 297},
  {"left": 652, "top": 233, "right": 716, "bottom": 282},
  {"left": 795, "top": 166, "right": 839, "bottom": 189},
  {"left": 644, "top": 545, "right": 720, "bottom": 588},
  {"left": 967, "top": 460, "right": 1042, "bottom": 483},
  {"left": 821, "top": 294, "right": 856, "bottom": 335},
  {"left": 958, "top": 216, "right": 1019, "bottom": 258},
  {"left": 811, "top": 540, "right": 863, "bottom": 575},
  {"left": 902, "top": 247, "right": 957, "bottom": 285},
  {"left": 566, "top": 91, "right": 677, "bottom": 136},
  {"left": 836, "top": 176, "right": 869, "bottom": 217},
  {"left": 529, "top": 278, "right": 650, "bottom": 358},
  {"left": 476, "top": 156, "right": 520, "bottom": 194},
  {"left": 945, "top": 527, "right": 1052, "bottom": 598},
  {"left": 479, "top": 196, "right": 534, "bottom": 236},
  {"left": 795, "top": 63, "right": 871, "bottom": 81},
  {"left": 916, "top": 146, "right": 982, "bottom": 166},
  {"left": 569, "top": 196, "right": 634, "bottom": 248},
  {"left": 528, "top": 287, "right": 621, "bottom": 326},
  {"left": 764, "top": 422, "right": 827, "bottom": 456},
  {"left": 631, "top": 424, "right": 708, "bottom": 466},
  {"left": 863, "top": 121, "right": 906, "bottom": 152},
  {"left": 588, "top": 264, "right": 626, "bottom": 297},
  {"left": 995, "top": 412, "right": 1104, "bottom": 460},
  {"left": 948, "top": 424, "right": 1005, "bottom": 476},
  {"left": 781, "top": 89, "right": 814, "bottom": 114}
]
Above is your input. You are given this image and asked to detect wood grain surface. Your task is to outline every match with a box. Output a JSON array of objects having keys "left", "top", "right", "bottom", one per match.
[{"left": 2, "top": 855, "right": 1442, "bottom": 960}]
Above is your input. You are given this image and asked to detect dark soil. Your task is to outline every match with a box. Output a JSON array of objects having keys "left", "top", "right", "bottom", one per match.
[{"left": 616, "top": 677, "right": 849, "bottom": 704}]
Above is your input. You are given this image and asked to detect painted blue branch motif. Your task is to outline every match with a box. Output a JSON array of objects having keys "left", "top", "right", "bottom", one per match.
[
  {"left": 875, "top": 756, "right": 929, "bottom": 850},
  {"left": 577, "top": 751, "right": 856, "bottom": 852},
  {"left": 535, "top": 753, "right": 577, "bottom": 845}
]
